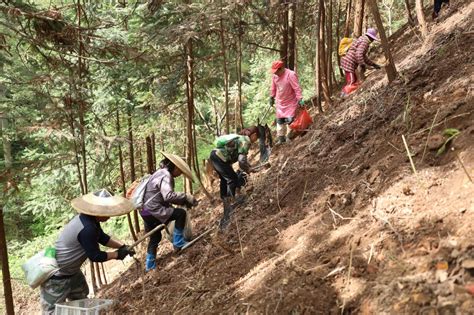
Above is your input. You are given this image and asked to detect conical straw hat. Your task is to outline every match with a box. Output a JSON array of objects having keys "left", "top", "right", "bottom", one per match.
[
  {"left": 71, "top": 189, "right": 133, "bottom": 217},
  {"left": 161, "top": 151, "right": 194, "bottom": 182}
]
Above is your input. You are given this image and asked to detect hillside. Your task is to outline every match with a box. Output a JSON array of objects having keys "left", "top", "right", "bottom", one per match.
[
  {"left": 93, "top": 1, "right": 474, "bottom": 314},
  {"left": 14, "top": 1, "right": 473, "bottom": 313}
]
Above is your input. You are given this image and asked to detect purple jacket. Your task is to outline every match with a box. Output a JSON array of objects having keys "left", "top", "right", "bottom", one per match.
[{"left": 141, "top": 168, "right": 187, "bottom": 222}]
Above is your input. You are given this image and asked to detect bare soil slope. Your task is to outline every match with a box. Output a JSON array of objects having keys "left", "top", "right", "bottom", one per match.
[{"left": 75, "top": 2, "right": 474, "bottom": 313}]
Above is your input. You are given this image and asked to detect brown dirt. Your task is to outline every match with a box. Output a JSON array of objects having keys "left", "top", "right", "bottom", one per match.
[
  {"left": 15, "top": 1, "right": 474, "bottom": 313},
  {"left": 98, "top": 1, "right": 473, "bottom": 313}
]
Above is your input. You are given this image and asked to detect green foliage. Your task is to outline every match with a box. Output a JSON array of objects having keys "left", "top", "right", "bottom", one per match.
[
  {"left": 436, "top": 128, "right": 461, "bottom": 156},
  {"left": 0, "top": 1, "right": 412, "bottom": 290}
]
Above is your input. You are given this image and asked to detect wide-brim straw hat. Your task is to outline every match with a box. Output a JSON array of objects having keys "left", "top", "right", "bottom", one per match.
[
  {"left": 71, "top": 189, "right": 133, "bottom": 217},
  {"left": 161, "top": 151, "right": 194, "bottom": 182}
]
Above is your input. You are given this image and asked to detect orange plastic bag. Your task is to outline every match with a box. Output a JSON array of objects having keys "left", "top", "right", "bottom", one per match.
[
  {"left": 289, "top": 108, "right": 313, "bottom": 131},
  {"left": 342, "top": 83, "right": 359, "bottom": 95}
]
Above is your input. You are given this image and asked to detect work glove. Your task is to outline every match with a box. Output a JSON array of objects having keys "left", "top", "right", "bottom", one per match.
[
  {"left": 185, "top": 193, "right": 199, "bottom": 207},
  {"left": 269, "top": 97, "right": 275, "bottom": 107},
  {"left": 236, "top": 170, "right": 248, "bottom": 186},
  {"left": 298, "top": 99, "right": 305, "bottom": 107},
  {"left": 373, "top": 64, "right": 381, "bottom": 70},
  {"left": 116, "top": 245, "right": 135, "bottom": 260}
]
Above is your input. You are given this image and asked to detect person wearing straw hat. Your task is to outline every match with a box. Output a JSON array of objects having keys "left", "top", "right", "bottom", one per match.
[
  {"left": 40, "top": 189, "right": 136, "bottom": 314},
  {"left": 209, "top": 127, "right": 260, "bottom": 230},
  {"left": 141, "top": 152, "right": 198, "bottom": 271},
  {"left": 340, "top": 28, "right": 381, "bottom": 97},
  {"left": 268, "top": 60, "right": 305, "bottom": 146}
]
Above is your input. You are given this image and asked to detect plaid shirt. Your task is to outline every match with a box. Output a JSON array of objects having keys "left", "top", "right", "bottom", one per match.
[{"left": 340, "top": 35, "right": 375, "bottom": 73}]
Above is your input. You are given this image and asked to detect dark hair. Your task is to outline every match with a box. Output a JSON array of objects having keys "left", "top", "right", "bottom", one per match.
[
  {"left": 239, "top": 126, "right": 260, "bottom": 138},
  {"left": 159, "top": 158, "right": 176, "bottom": 172}
]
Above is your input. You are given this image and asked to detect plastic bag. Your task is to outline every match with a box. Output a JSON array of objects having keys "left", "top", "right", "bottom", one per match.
[
  {"left": 342, "top": 83, "right": 359, "bottom": 96},
  {"left": 164, "top": 210, "right": 193, "bottom": 242},
  {"left": 128, "top": 175, "right": 151, "bottom": 209},
  {"left": 289, "top": 108, "right": 313, "bottom": 132},
  {"left": 22, "top": 247, "right": 60, "bottom": 289}
]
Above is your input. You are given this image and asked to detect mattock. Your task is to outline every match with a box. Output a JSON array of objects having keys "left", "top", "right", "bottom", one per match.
[
  {"left": 129, "top": 224, "right": 168, "bottom": 250},
  {"left": 180, "top": 226, "right": 216, "bottom": 251}
]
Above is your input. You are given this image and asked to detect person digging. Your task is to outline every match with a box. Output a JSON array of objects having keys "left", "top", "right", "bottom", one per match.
[
  {"left": 140, "top": 152, "right": 198, "bottom": 271},
  {"left": 269, "top": 60, "right": 305, "bottom": 146},
  {"left": 340, "top": 28, "right": 381, "bottom": 97},
  {"left": 40, "top": 189, "right": 136, "bottom": 314},
  {"left": 209, "top": 127, "right": 261, "bottom": 230}
]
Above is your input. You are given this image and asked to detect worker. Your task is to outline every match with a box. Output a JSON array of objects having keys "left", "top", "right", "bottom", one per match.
[
  {"left": 40, "top": 189, "right": 136, "bottom": 314},
  {"left": 269, "top": 60, "right": 305, "bottom": 145},
  {"left": 209, "top": 127, "right": 259, "bottom": 229},
  {"left": 141, "top": 152, "right": 198, "bottom": 271},
  {"left": 433, "top": 0, "right": 449, "bottom": 19},
  {"left": 340, "top": 28, "right": 381, "bottom": 97}
]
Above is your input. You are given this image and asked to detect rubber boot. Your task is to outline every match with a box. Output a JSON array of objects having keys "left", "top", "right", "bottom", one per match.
[
  {"left": 275, "top": 136, "right": 286, "bottom": 146},
  {"left": 172, "top": 227, "right": 188, "bottom": 250},
  {"left": 145, "top": 253, "right": 156, "bottom": 271},
  {"left": 219, "top": 197, "right": 233, "bottom": 230}
]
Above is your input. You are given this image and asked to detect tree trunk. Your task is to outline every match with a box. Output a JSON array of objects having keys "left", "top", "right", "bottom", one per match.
[
  {"left": 126, "top": 105, "right": 140, "bottom": 233},
  {"left": 0, "top": 206, "right": 14, "bottom": 315},
  {"left": 139, "top": 144, "right": 145, "bottom": 176},
  {"left": 404, "top": 0, "right": 416, "bottom": 26},
  {"left": 185, "top": 39, "right": 195, "bottom": 193},
  {"left": 326, "top": 0, "right": 334, "bottom": 90},
  {"left": 415, "top": 0, "right": 428, "bottom": 38},
  {"left": 236, "top": 22, "right": 244, "bottom": 131},
  {"left": 353, "top": 0, "right": 365, "bottom": 37},
  {"left": 343, "top": 0, "right": 353, "bottom": 37},
  {"left": 336, "top": 0, "right": 345, "bottom": 77},
  {"left": 279, "top": 0, "right": 289, "bottom": 63},
  {"left": 145, "top": 135, "right": 154, "bottom": 174},
  {"left": 287, "top": 0, "right": 296, "bottom": 70},
  {"left": 219, "top": 13, "right": 230, "bottom": 134},
  {"left": 319, "top": 0, "right": 332, "bottom": 107},
  {"left": 116, "top": 110, "right": 137, "bottom": 242},
  {"left": 314, "top": 2, "right": 323, "bottom": 113},
  {"left": 0, "top": 114, "right": 13, "bottom": 169},
  {"left": 368, "top": 0, "right": 397, "bottom": 82}
]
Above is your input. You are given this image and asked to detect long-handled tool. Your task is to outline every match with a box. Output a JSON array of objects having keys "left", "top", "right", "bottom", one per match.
[
  {"left": 129, "top": 224, "right": 166, "bottom": 250},
  {"left": 181, "top": 226, "right": 216, "bottom": 250},
  {"left": 260, "top": 104, "right": 273, "bottom": 123}
]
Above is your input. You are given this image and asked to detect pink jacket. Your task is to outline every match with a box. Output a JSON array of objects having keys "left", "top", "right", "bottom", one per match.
[{"left": 270, "top": 68, "right": 303, "bottom": 119}]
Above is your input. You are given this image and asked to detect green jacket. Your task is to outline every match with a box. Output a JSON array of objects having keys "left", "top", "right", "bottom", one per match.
[{"left": 214, "top": 134, "right": 251, "bottom": 171}]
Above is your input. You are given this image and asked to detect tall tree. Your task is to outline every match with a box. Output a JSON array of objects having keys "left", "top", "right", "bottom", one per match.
[
  {"left": 219, "top": 12, "right": 230, "bottom": 134},
  {"left": 343, "top": 0, "right": 353, "bottom": 37},
  {"left": 279, "top": 0, "right": 289, "bottom": 63},
  {"left": 116, "top": 110, "right": 138, "bottom": 242},
  {"left": 319, "top": 0, "right": 332, "bottom": 107},
  {"left": 185, "top": 39, "right": 195, "bottom": 193},
  {"left": 404, "top": 0, "right": 416, "bottom": 26},
  {"left": 353, "top": 0, "right": 365, "bottom": 37},
  {"left": 415, "top": 0, "right": 428, "bottom": 38},
  {"left": 0, "top": 206, "right": 14, "bottom": 315},
  {"left": 368, "top": 0, "right": 398, "bottom": 82},
  {"left": 0, "top": 113, "right": 12, "bottom": 169},
  {"left": 287, "top": 0, "right": 297, "bottom": 70}
]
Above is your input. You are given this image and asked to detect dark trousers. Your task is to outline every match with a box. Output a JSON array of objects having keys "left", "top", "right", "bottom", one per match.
[
  {"left": 141, "top": 208, "right": 186, "bottom": 256},
  {"left": 210, "top": 150, "right": 239, "bottom": 199},
  {"left": 434, "top": 0, "right": 449, "bottom": 14}
]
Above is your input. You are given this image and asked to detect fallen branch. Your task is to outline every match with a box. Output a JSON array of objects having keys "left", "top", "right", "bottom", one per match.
[
  {"left": 421, "top": 109, "right": 440, "bottom": 163},
  {"left": 324, "top": 266, "right": 346, "bottom": 278},
  {"left": 402, "top": 135, "right": 417, "bottom": 175},
  {"left": 181, "top": 227, "right": 215, "bottom": 250},
  {"left": 411, "top": 112, "right": 471, "bottom": 136},
  {"left": 454, "top": 151, "right": 473, "bottom": 183}
]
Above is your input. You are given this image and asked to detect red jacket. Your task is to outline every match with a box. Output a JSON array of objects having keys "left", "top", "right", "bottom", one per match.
[{"left": 340, "top": 35, "right": 376, "bottom": 73}]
